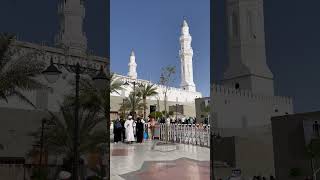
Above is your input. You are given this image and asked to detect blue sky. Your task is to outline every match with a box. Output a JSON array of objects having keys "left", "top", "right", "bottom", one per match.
[
  {"left": 3, "top": 0, "right": 320, "bottom": 112},
  {"left": 110, "top": 0, "right": 210, "bottom": 96}
]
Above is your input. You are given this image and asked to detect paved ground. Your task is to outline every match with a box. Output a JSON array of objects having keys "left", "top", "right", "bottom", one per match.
[{"left": 110, "top": 140, "right": 210, "bottom": 180}]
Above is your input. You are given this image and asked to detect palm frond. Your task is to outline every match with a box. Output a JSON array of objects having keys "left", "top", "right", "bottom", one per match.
[
  {"left": 28, "top": 102, "right": 108, "bottom": 159},
  {"left": 0, "top": 37, "right": 47, "bottom": 106},
  {"left": 110, "top": 74, "right": 123, "bottom": 94},
  {"left": 9, "top": 89, "right": 36, "bottom": 108},
  {"left": 0, "top": 33, "right": 15, "bottom": 67}
]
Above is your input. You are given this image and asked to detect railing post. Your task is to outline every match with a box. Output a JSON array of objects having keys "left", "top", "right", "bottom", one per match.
[
  {"left": 182, "top": 124, "right": 186, "bottom": 143},
  {"left": 178, "top": 124, "right": 181, "bottom": 143},
  {"left": 173, "top": 124, "right": 176, "bottom": 142},
  {"left": 196, "top": 125, "right": 199, "bottom": 145},
  {"left": 202, "top": 125, "right": 205, "bottom": 146},
  {"left": 195, "top": 124, "right": 197, "bottom": 145},
  {"left": 169, "top": 124, "right": 171, "bottom": 142},
  {"left": 186, "top": 125, "right": 188, "bottom": 144},
  {"left": 188, "top": 125, "right": 190, "bottom": 144},
  {"left": 170, "top": 124, "right": 172, "bottom": 142},
  {"left": 192, "top": 124, "right": 194, "bottom": 145},
  {"left": 159, "top": 124, "right": 162, "bottom": 140}
]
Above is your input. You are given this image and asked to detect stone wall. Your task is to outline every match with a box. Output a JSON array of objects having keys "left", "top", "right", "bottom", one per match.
[
  {"left": 215, "top": 126, "right": 276, "bottom": 179},
  {"left": 271, "top": 112, "right": 320, "bottom": 180},
  {"left": 211, "top": 83, "right": 293, "bottom": 129},
  {"left": 195, "top": 97, "right": 210, "bottom": 123}
]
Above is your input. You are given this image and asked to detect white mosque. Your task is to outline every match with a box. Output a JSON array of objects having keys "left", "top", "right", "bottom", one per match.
[{"left": 110, "top": 19, "right": 202, "bottom": 115}]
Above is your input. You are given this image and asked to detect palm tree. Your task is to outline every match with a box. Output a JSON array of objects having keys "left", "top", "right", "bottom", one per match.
[
  {"left": 67, "top": 72, "right": 123, "bottom": 110},
  {"left": 158, "top": 66, "right": 176, "bottom": 114},
  {"left": 136, "top": 84, "right": 158, "bottom": 119},
  {"left": 126, "top": 92, "right": 144, "bottom": 115},
  {"left": 64, "top": 72, "right": 123, "bottom": 179},
  {"left": 110, "top": 73, "right": 123, "bottom": 94},
  {"left": 0, "top": 33, "right": 47, "bottom": 107},
  {"left": 29, "top": 102, "right": 107, "bottom": 176},
  {"left": 119, "top": 99, "right": 130, "bottom": 118}
]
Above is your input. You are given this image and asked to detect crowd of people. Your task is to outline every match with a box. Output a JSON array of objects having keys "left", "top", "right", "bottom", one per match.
[
  {"left": 112, "top": 115, "right": 209, "bottom": 144},
  {"left": 112, "top": 115, "right": 157, "bottom": 144}
]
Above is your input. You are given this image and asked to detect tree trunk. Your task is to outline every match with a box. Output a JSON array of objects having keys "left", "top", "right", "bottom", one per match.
[
  {"left": 164, "top": 91, "right": 167, "bottom": 114},
  {"left": 143, "top": 97, "right": 147, "bottom": 120}
]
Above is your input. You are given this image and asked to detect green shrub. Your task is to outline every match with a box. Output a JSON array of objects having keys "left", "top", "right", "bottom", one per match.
[{"left": 150, "top": 111, "right": 163, "bottom": 119}]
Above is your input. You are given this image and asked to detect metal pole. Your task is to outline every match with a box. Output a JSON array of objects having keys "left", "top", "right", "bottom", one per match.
[
  {"left": 73, "top": 63, "right": 80, "bottom": 180},
  {"left": 133, "top": 81, "right": 136, "bottom": 119},
  {"left": 39, "top": 119, "right": 45, "bottom": 170},
  {"left": 176, "top": 104, "right": 178, "bottom": 123},
  {"left": 123, "top": 99, "right": 125, "bottom": 117}
]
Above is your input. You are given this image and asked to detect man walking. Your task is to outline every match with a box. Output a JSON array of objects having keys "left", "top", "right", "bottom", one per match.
[{"left": 124, "top": 116, "right": 135, "bottom": 143}]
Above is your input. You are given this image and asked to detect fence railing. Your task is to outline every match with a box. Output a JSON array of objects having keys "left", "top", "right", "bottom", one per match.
[{"left": 158, "top": 124, "right": 211, "bottom": 147}]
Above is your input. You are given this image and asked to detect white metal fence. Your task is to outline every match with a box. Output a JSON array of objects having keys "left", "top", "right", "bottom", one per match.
[{"left": 159, "top": 124, "right": 210, "bottom": 147}]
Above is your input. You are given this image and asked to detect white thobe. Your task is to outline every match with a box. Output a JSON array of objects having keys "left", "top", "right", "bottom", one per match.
[{"left": 124, "top": 119, "right": 135, "bottom": 142}]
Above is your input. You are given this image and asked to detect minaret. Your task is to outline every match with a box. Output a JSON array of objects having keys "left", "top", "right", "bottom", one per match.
[
  {"left": 179, "top": 19, "right": 196, "bottom": 92},
  {"left": 128, "top": 50, "right": 137, "bottom": 79},
  {"left": 55, "top": 0, "right": 87, "bottom": 54},
  {"left": 223, "top": 0, "right": 274, "bottom": 96}
]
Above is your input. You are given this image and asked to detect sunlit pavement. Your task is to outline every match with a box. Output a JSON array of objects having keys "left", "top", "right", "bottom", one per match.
[{"left": 110, "top": 140, "right": 210, "bottom": 180}]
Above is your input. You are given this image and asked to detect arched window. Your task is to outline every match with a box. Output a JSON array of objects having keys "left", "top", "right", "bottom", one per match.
[{"left": 231, "top": 12, "right": 239, "bottom": 38}]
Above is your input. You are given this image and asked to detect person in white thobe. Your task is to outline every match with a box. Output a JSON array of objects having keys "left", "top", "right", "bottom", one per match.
[{"left": 124, "top": 116, "right": 135, "bottom": 143}]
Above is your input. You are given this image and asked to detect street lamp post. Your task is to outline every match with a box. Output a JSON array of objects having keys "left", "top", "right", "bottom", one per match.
[
  {"left": 38, "top": 118, "right": 56, "bottom": 171},
  {"left": 39, "top": 118, "right": 46, "bottom": 169},
  {"left": 175, "top": 97, "right": 178, "bottom": 123},
  {"left": 123, "top": 80, "right": 140, "bottom": 119},
  {"left": 133, "top": 81, "right": 136, "bottom": 118},
  {"left": 42, "top": 58, "right": 108, "bottom": 180},
  {"left": 122, "top": 98, "right": 126, "bottom": 117}
]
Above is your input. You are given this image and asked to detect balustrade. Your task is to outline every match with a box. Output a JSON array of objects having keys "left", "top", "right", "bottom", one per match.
[{"left": 156, "top": 124, "right": 210, "bottom": 147}]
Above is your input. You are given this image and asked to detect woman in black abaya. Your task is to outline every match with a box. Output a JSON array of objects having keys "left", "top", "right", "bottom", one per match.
[{"left": 136, "top": 118, "right": 144, "bottom": 143}]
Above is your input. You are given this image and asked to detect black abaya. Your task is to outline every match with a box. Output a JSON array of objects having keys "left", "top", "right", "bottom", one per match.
[{"left": 136, "top": 122, "right": 144, "bottom": 143}]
